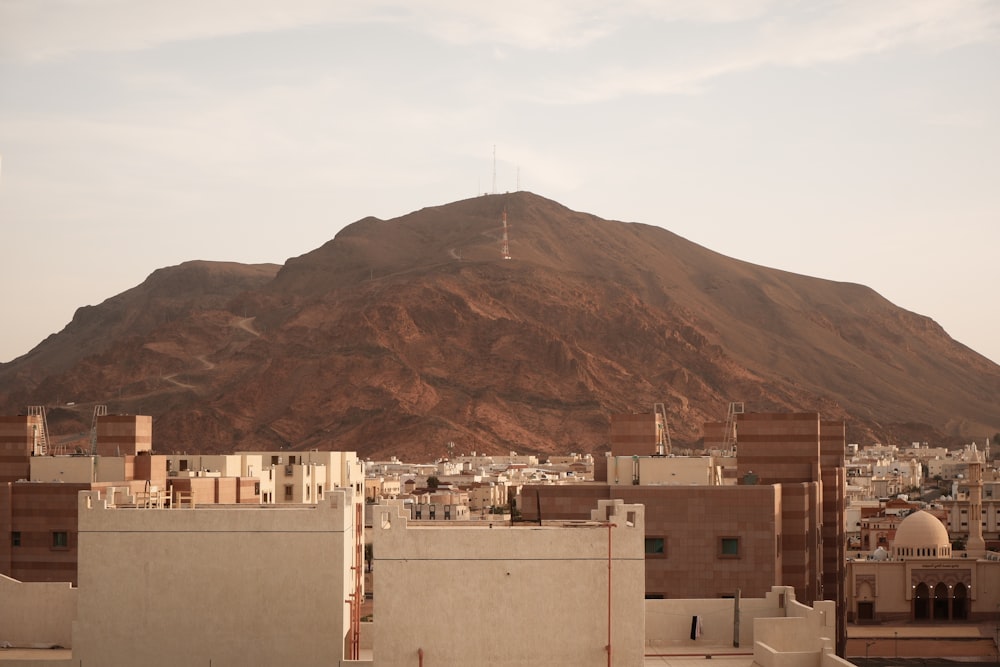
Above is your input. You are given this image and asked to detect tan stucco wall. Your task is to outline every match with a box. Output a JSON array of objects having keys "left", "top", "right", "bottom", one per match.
[
  {"left": 72, "top": 489, "right": 357, "bottom": 667},
  {"left": 29, "top": 457, "right": 94, "bottom": 483},
  {"left": 0, "top": 574, "right": 75, "bottom": 648},
  {"left": 373, "top": 498, "right": 646, "bottom": 667},
  {"left": 645, "top": 587, "right": 801, "bottom": 649},
  {"left": 607, "top": 455, "right": 716, "bottom": 486}
]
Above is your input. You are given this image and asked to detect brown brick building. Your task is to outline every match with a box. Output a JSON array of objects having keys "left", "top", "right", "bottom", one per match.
[{"left": 521, "top": 410, "right": 847, "bottom": 654}]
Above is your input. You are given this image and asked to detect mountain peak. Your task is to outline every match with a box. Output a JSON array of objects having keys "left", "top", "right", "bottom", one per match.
[{"left": 2, "top": 194, "right": 997, "bottom": 459}]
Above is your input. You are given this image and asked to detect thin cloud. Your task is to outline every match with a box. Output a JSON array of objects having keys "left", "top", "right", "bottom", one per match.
[
  {"left": 0, "top": 0, "right": 379, "bottom": 62},
  {"left": 0, "top": 0, "right": 794, "bottom": 62},
  {"left": 531, "top": 1, "right": 1000, "bottom": 104}
]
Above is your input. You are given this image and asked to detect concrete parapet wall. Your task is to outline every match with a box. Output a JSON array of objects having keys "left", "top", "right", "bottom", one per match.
[{"left": 0, "top": 574, "right": 76, "bottom": 648}]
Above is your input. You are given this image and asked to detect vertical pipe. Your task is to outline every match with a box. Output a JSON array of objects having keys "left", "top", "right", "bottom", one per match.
[
  {"left": 733, "top": 588, "right": 741, "bottom": 647},
  {"left": 607, "top": 522, "right": 613, "bottom": 667}
]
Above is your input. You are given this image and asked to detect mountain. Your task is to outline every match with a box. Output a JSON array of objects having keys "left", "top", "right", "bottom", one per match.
[{"left": 1, "top": 192, "right": 997, "bottom": 460}]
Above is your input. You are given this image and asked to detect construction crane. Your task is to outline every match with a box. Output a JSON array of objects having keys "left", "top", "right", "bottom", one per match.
[{"left": 89, "top": 405, "right": 108, "bottom": 455}]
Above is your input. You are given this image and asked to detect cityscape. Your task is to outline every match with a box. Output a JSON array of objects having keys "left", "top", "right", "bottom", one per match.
[
  {"left": 2, "top": 4, "right": 998, "bottom": 666},
  {"left": 2, "top": 406, "right": 999, "bottom": 665}
]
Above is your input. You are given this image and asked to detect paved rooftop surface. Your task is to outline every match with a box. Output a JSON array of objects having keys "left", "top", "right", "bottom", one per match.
[
  {"left": 846, "top": 623, "right": 999, "bottom": 661},
  {"left": 644, "top": 648, "right": 754, "bottom": 667}
]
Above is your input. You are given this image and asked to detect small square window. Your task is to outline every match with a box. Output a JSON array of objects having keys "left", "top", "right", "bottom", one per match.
[
  {"left": 11, "top": 531, "right": 21, "bottom": 547},
  {"left": 284, "top": 485, "right": 293, "bottom": 500},
  {"left": 52, "top": 531, "right": 68, "bottom": 549},
  {"left": 719, "top": 537, "right": 740, "bottom": 558},
  {"left": 645, "top": 537, "right": 666, "bottom": 557}
]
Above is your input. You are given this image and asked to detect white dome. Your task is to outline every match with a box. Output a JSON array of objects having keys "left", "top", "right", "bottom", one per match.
[{"left": 893, "top": 510, "right": 951, "bottom": 559}]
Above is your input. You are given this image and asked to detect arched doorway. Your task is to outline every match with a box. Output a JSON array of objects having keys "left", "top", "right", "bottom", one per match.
[
  {"left": 856, "top": 581, "right": 875, "bottom": 621},
  {"left": 913, "top": 582, "right": 930, "bottom": 620},
  {"left": 953, "top": 583, "right": 968, "bottom": 620},
  {"left": 933, "top": 582, "right": 950, "bottom": 620}
]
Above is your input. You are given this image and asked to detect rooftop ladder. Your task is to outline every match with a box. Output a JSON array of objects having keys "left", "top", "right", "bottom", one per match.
[
  {"left": 89, "top": 405, "right": 108, "bottom": 455},
  {"left": 27, "top": 405, "right": 51, "bottom": 456}
]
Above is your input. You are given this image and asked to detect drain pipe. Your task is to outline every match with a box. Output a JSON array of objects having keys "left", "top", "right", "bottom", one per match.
[{"left": 607, "top": 521, "right": 613, "bottom": 667}]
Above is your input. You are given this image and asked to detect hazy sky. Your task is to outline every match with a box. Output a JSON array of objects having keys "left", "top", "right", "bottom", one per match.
[{"left": 1, "top": 1, "right": 998, "bottom": 365}]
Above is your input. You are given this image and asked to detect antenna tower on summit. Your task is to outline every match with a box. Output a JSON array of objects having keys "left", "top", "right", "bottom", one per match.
[{"left": 501, "top": 207, "right": 511, "bottom": 260}]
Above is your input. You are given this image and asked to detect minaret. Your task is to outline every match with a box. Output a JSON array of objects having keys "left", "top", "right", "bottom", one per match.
[{"left": 967, "top": 443, "right": 986, "bottom": 557}]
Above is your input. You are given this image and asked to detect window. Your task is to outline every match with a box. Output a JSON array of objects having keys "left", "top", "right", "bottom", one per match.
[
  {"left": 52, "top": 531, "right": 68, "bottom": 549},
  {"left": 645, "top": 537, "right": 666, "bottom": 557},
  {"left": 645, "top": 593, "right": 666, "bottom": 599},
  {"left": 317, "top": 485, "right": 323, "bottom": 499},
  {"left": 11, "top": 531, "right": 21, "bottom": 547},
  {"left": 254, "top": 482, "right": 261, "bottom": 495},
  {"left": 179, "top": 459, "right": 189, "bottom": 471},
  {"left": 719, "top": 537, "right": 740, "bottom": 558},
  {"left": 306, "top": 485, "right": 311, "bottom": 500},
  {"left": 284, "top": 485, "right": 293, "bottom": 500}
]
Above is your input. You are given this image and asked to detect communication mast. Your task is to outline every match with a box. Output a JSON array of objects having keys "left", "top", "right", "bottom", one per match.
[{"left": 501, "top": 207, "right": 511, "bottom": 260}]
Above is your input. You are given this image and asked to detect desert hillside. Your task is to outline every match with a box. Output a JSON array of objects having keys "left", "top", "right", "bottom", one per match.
[{"left": 1, "top": 192, "right": 997, "bottom": 460}]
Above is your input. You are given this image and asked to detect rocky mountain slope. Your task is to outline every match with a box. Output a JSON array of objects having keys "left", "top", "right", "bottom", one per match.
[{"left": 1, "top": 192, "right": 997, "bottom": 460}]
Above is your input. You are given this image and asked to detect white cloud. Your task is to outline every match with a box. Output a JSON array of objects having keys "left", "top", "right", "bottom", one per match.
[
  {"left": 0, "top": 0, "right": 379, "bottom": 62},
  {"left": 0, "top": 0, "right": 819, "bottom": 62},
  {"left": 529, "top": 0, "right": 1000, "bottom": 104}
]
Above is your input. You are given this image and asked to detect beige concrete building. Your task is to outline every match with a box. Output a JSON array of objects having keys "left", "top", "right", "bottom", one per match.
[
  {"left": 605, "top": 454, "right": 722, "bottom": 486},
  {"left": 373, "top": 497, "right": 647, "bottom": 667},
  {"left": 255, "top": 450, "right": 364, "bottom": 504},
  {"left": 0, "top": 488, "right": 853, "bottom": 667},
  {"left": 70, "top": 487, "right": 362, "bottom": 666}
]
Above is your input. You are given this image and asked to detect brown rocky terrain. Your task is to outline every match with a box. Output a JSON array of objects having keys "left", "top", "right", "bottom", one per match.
[{"left": 1, "top": 192, "right": 997, "bottom": 461}]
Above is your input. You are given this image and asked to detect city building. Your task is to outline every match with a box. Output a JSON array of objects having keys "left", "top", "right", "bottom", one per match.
[
  {"left": 0, "top": 489, "right": 850, "bottom": 667},
  {"left": 520, "top": 410, "right": 848, "bottom": 655},
  {"left": 845, "top": 450, "right": 1000, "bottom": 622}
]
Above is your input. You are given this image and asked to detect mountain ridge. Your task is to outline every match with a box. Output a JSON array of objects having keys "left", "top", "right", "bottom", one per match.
[{"left": 1, "top": 192, "right": 997, "bottom": 459}]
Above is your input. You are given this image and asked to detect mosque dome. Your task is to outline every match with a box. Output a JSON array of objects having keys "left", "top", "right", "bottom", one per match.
[{"left": 892, "top": 510, "right": 951, "bottom": 559}]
